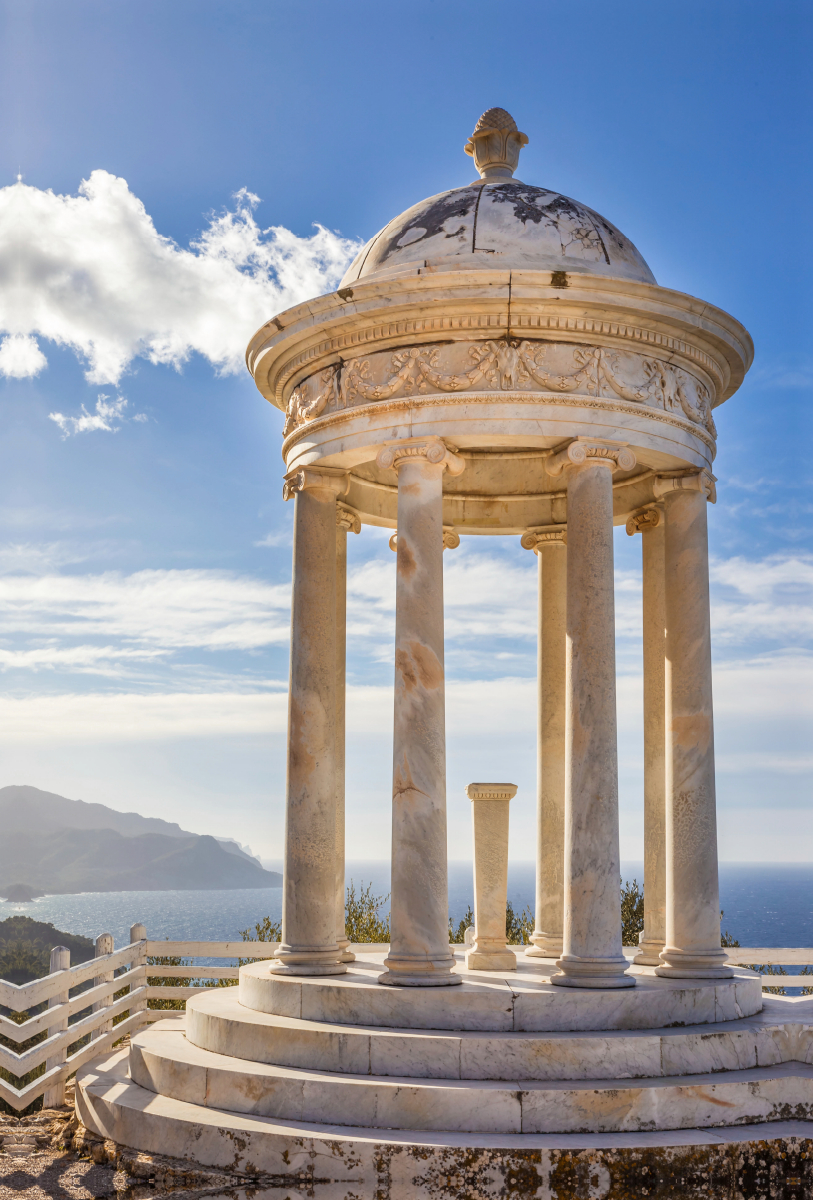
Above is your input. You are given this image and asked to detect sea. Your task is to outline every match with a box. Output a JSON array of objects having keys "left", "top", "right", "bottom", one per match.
[{"left": 3, "top": 861, "right": 813, "bottom": 954}]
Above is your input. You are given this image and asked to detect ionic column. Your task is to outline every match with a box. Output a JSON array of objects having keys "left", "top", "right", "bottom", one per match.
[
  {"left": 335, "top": 503, "right": 361, "bottom": 964},
  {"left": 376, "top": 436, "right": 465, "bottom": 987},
  {"left": 654, "top": 473, "right": 732, "bottom": 979},
  {"left": 271, "top": 466, "right": 349, "bottom": 976},
  {"left": 626, "top": 507, "right": 667, "bottom": 966},
  {"left": 546, "top": 440, "right": 636, "bottom": 989},
  {"left": 520, "top": 527, "right": 567, "bottom": 959}
]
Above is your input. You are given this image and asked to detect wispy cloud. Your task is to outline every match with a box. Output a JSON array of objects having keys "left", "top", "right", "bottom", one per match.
[
  {"left": 0, "top": 175, "right": 359, "bottom": 386},
  {"left": 48, "top": 393, "right": 145, "bottom": 437},
  {"left": 0, "top": 568, "right": 292, "bottom": 674}
]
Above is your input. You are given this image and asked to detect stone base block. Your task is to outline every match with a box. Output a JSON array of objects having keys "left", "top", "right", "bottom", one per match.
[
  {"left": 465, "top": 948, "right": 517, "bottom": 971},
  {"left": 184, "top": 990, "right": 805, "bottom": 1083},
  {"left": 128, "top": 1024, "right": 813, "bottom": 1135},
  {"left": 238, "top": 948, "right": 761, "bottom": 1032},
  {"left": 76, "top": 1047, "right": 813, "bottom": 1197}
]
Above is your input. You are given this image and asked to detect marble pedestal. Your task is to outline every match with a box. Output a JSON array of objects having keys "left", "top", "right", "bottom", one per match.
[{"left": 465, "top": 782, "right": 517, "bottom": 972}]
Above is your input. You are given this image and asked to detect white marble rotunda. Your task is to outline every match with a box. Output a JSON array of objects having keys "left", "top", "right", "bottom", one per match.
[{"left": 76, "top": 112, "right": 812, "bottom": 1200}]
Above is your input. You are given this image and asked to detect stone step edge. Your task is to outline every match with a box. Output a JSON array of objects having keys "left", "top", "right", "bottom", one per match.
[
  {"left": 188, "top": 988, "right": 799, "bottom": 1041},
  {"left": 77, "top": 1049, "right": 813, "bottom": 1155},
  {"left": 79, "top": 1051, "right": 813, "bottom": 1152},
  {"left": 133, "top": 1028, "right": 813, "bottom": 1093}
]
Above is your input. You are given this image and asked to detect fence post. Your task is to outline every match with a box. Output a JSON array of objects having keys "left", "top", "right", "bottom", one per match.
[
  {"left": 42, "top": 946, "right": 70, "bottom": 1109},
  {"left": 91, "top": 932, "right": 115, "bottom": 1042},
  {"left": 129, "top": 923, "right": 148, "bottom": 1026}
]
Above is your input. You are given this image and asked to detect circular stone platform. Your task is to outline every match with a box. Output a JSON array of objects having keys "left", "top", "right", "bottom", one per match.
[{"left": 238, "top": 949, "right": 761, "bottom": 1034}]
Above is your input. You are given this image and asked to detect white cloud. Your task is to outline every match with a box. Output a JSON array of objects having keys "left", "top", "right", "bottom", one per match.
[
  {"left": 2, "top": 548, "right": 808, "bottom": 682},
  {"left": 0, "top": 568, "right": 292, "bottom": 673},
  {"left": 0, "top": 174, "right": 359, "bottom": 385},
  {"left": 0, "top": 333, "right": 47, "bottom": 378},
  {"left": 48, "top": 393, "right": 144, "bottom": 437},
  {"left": 0, "top": 690, "right": 287, "bottom": 741}
]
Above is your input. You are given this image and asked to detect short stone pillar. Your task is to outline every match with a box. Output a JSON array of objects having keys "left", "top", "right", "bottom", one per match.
[{"left": 465, "top": 783, "right": 518, "bottom": 971}]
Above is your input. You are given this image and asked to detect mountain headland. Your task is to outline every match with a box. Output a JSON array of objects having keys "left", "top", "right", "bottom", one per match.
[{"left": 0, "top": 786, "right": 282, "bottom": 895}]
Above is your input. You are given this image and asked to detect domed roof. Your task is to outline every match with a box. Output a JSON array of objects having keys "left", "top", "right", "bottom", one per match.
[{"left": 340, "top": 109, "right": 655, "bottom": 289}]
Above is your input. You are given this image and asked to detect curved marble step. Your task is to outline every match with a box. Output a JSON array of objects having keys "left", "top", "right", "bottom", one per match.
[
  {"left": 186, "top": 988, "right": 803, "bottom": 1082},
  {"left": 129, "top": 1025, "right": 813, "bottom": 1135},
  {"left": 238, "top": 952, "right": 763, "bottom": 1032},
  {"left": 78, "top": 1045, "right": 813, "bottom": 1187}
]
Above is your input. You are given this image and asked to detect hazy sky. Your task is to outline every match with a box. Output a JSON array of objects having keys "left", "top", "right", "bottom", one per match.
[{"left": 1, "top": 2, "right": 810, "bottom": 862}]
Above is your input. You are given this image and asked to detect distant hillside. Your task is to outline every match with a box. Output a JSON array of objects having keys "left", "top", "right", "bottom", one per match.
[
  {"left": 0, "top": 786, "right": 262, "bottom": 867},
  {"left": 0, "top": 787, "right": 281, "bottom": 894},
  {"left": 0, "top": 916, "right": 95, "bottom": 984}
]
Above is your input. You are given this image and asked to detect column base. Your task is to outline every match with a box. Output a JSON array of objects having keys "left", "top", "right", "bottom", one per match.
[
  {"left": 655, "top": 946, "right": 734, "bottom": 979},
  {"left": 337, "top": 937, "right": 356, "bottom": 963},
  {"left": 465, "top": 946, "right": 517, "bottom": 972},
  {"left": 551, "top": 954, "right": 636, "bottom": 989},
  {"left": 269, "top": 947, "right": 347, "bottom": 977},
  {"left": 378, "top": 951, "right": 461, "bottom": 988},
  {"left": 633, "top": 938, "right": 665, "bottom": 966},
  {"left": 525, "top": 933, "right": 563, "bottom": 959}
]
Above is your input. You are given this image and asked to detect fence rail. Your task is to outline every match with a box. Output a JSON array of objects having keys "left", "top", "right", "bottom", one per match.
[{"left": 2, "top": 934, "right": 811, "bottom": 1112}]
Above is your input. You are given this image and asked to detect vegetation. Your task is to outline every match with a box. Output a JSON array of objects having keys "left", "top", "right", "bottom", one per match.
[
  {"left": 449, "top": 906, "right": 474, "bottom": 944},
  {"left": 621, "top": 878, "right": 645, "bottom": 947},
  {"left": 506, "top": 900, "right": 535, "bottom": 945},
  {"left": 0, "top": 917, "right": 99, "bottom": 1115},
  {"left": 0, "top": 916, "right": 94, "bottom": 985},
  {"left": 449, "top": 901, "right": 534, "bottom": 946},
  {"left": 344, "top": 880, "right": 390, "bottom": 943}
]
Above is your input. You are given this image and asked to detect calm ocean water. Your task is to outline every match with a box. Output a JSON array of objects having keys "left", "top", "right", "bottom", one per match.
[{"left": 2, "top": 862, "right": 812, "bottom": 952}]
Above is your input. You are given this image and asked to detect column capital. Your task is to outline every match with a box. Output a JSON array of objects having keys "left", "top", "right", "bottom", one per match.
[
  {"left": 282, "top": 466, "right": 349, "bottom": 502},
  {"left": 545, "top": 439, "right": 636, "bottom": 478},
  {"left": 521, "top": 525, "right": 567, "bottom": 552},
  {"left": 376, "top": 437, "right": 466, "bottom": 477},
  {"left": 466, "top": 782, "right": 518, "bottom": 801},
  {"left": 390, "top": 526, "right": 460, "bottom": 552},
  {"left": 625, "top": 506, "right": 662, "bottom": 536},
  {"left": 653, "top": 469, "right": 716, "bottom": 503},
  {"left": 336, "top": 503, "right": 361, "bottom": 534}
]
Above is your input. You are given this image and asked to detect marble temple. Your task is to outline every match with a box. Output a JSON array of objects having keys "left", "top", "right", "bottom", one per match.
[{"left": 75, "top": 111, "right": 813, "bottom": 1198}]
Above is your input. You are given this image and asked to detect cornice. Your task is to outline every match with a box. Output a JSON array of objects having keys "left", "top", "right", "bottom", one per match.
[{"left": 246, "top": 270, "right": 753, "bottom": 413}]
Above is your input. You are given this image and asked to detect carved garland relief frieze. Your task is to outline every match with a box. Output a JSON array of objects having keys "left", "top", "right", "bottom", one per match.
[{"left": 282, "top": 339, "right": 717, "bottom": 440}]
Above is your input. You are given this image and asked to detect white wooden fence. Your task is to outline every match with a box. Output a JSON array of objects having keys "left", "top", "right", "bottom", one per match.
[
  {"left": 0, "top": 923, "right": 275, "bottom": 1112},
  {"left": 1, "top": 933, "right": 810, "bottom": 1112}
]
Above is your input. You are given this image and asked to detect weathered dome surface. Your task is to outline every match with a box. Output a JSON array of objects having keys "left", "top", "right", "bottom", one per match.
[{"left": 340, "top": 181, "right": 656, "bottom": 288}]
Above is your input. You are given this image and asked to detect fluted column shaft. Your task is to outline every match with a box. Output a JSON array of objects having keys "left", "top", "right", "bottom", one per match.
[
  {"left": 656, "top": 478, "right": 731, "bottom": 978},
  {"left": 630, "top": 509, "right": 667, "bottom": 965},
  {"left": 522, "top": 531, "right": 567, "bottom": 959},
  {"left": 271, "top": 468, "right": 348, "bottom": 976},
  {"left": 546, "top": 440, "right": 635, "bottom": 989},
  {"left": 378, "top": 438, "right": 464, "bottom": 987}
]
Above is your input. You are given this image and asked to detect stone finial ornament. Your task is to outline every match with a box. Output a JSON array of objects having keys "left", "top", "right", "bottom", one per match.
[
  {"left": 467, "top": 106, "right": 532, "bottom": 178},
  {"left": 465, "top": 107, "right": 529, "bottom": 181}
]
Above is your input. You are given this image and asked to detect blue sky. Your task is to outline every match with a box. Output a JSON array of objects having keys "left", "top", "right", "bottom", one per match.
[{"left": 0, "top": 1, "right": 810, "bottom": 861}]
